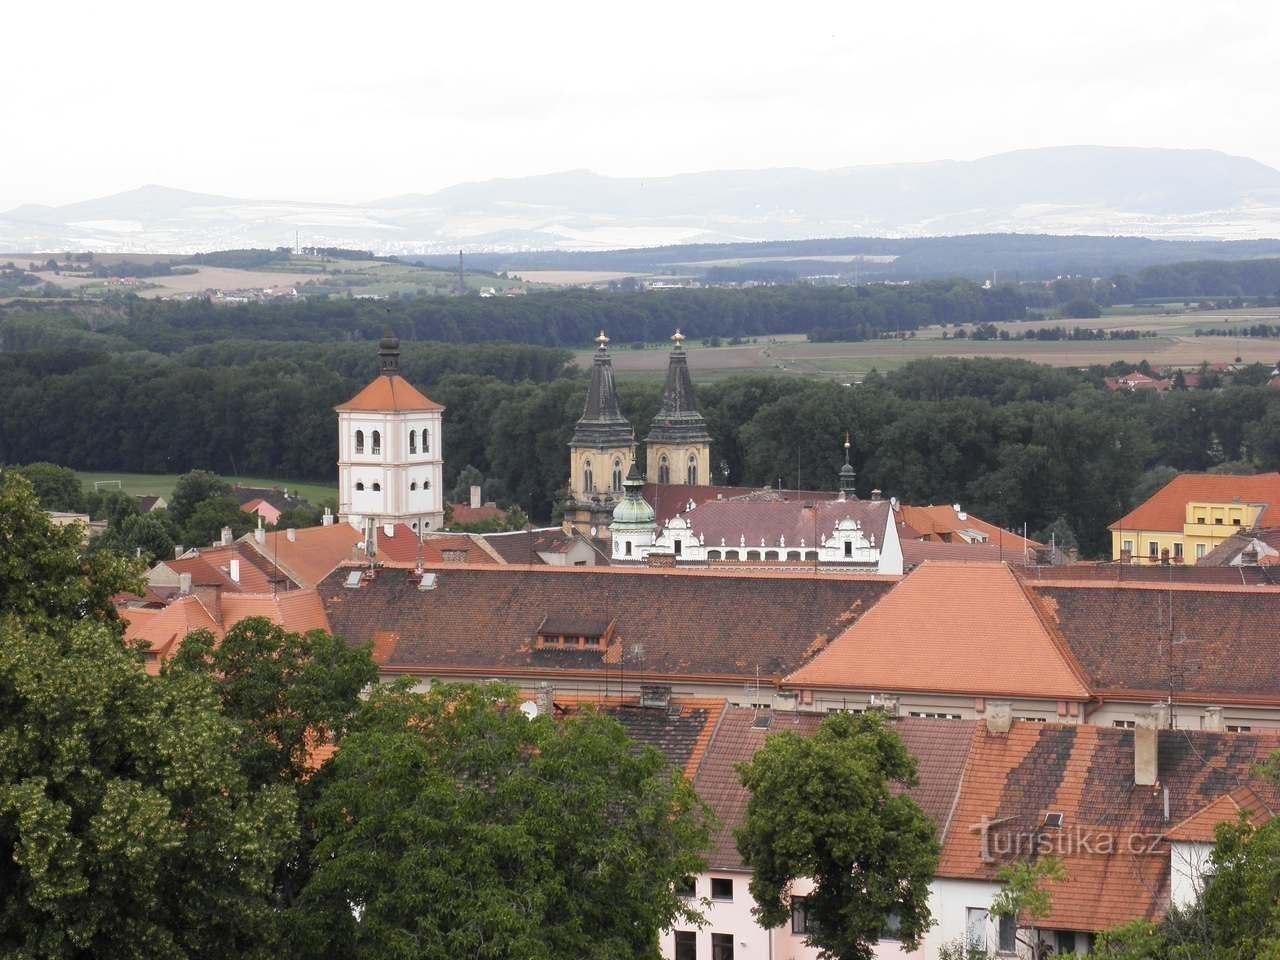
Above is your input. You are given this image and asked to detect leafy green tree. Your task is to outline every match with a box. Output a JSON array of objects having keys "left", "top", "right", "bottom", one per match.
[
  {"left": 448, "top": 463, "right": 485, "bottom": 505},
  {"left": 296, "top": 682, "right": 712, "bottom": 960},
  {"left": 0, "top": 470, "right": 297, "bottom": 959},
  {"left": 1061, "top": 298, "right": 1103, "bottom": 319},
  {"left": 168, "top": 469, "right": 232, "bottom": 528},
  {"left": 92, "top": 510, "right": 177, "bottom": 562},
  {"left": 168, "top": 618, "right": 378, "bottom": 790},
  {"left": 11, "top": 461, "right": 85, "bottom": 512},
  {"left": 0, "top": 471, "right": 139, "bottom": 625},
  {"left": 182, "top": 494, "right": 254, "bottom": 547},
  {"left": 989, "top": 857, "right": 1068, "bottom": 960},
  {"left": 735, "top": 711, "right": 939, "bottom": 960}
]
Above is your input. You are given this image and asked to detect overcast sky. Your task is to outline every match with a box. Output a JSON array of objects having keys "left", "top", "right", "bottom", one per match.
[{"left": 4, "top": 0, "right": 1278, "bottom": 210}]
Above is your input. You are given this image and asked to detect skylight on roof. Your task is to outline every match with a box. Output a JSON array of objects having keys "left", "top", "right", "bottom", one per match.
[
  {"left": 343, "top": 571, "right": 363, "bottom": 589},
  {"left": 1043, "top": 812, "right": 1064, "bottom": 829},
  {"left": 751, "top": 713, "right": 774, "bottom": 730}
]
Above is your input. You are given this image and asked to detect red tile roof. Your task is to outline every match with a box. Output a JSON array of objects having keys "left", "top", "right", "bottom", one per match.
[
  {"left": 785, "top": 562, "right": 1092, "bottom": 700},
  {"left": 676, "top": 498, "right": 891, "bottom": 553},
  {"left": 448, "top": 503, "right": 506, "bottom": 526},
  {"left": 938, "top": 722, "right": 1280, "bottom": 932},
  {"left": 1109, "top": 472, "right": 1280, "bottom": 533},
  {"left": 1028, "top": 580, "right": 1280, "bottom": 702},
  {"left": 319, "top": 564, "right": 897, "bottom": 683},
  {"left": 693, "top": 710, "right": 978, "bottom": 869},
  {"left": 643, "top": 482, "right": 839, "bottom": 526},
  {"left": 1165, "top": 786, "right": 1274, "bottom": 842},
  {"left": 896, "top": 504, "right": 1043, "bottom": 552},
  {"left": 334, "top": 374, "right": 443, "bottom": 412}
]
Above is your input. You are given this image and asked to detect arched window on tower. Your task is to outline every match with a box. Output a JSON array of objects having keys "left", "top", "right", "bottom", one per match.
[
  {"left": 409, "top": 430, "right": 417, "bottom": 454},
  {"left": 371, "top": 430, "right": 381, "bottom": 455},
  {"left": 686, "top": 454, "right": 698, "bottom": 486},
  {"left": 355, "top": 430, "right": 365, "bottom": 454},
  {"left": 612, "top": 459, "right": 623, "bottom": 493},
  {"left": 355, "top": 482, "right": 365, "bottom": 491},
  {"left": 584, "top": 462, "right": 594, "bottom": 494},
  {"left": 658, "top": 455, "right": 670, "bottom": 485},
  {"left": 372, "top": 482, "right": 381, "bottom": 492},
  {"left": 422, "top": 428, "right": 430, "bottom": 454}
]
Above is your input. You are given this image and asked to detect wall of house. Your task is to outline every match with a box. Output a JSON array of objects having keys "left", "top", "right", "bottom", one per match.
[
  {"left": 338, "top": 408, "right": 443, "bottom": 530},
  {"left": 1089, "top": 701, "right": 1280, "bottom": 732},
  {"left": 662, "top": 871, "right": 765, "bottom": 960},
  {"left": 1170, "top": 841, "right": 1215, "bottom": 910}
]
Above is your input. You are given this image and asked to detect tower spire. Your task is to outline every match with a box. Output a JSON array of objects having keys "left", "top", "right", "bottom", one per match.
[
  {"left": 378, "top": 332, "right": 401, "bottom": 375},
  {"left": 838, "top": 431, "right": 857, "bottom": 499},
  {"left": 571, "top": 330, "right": 632, "bottom": 447}
]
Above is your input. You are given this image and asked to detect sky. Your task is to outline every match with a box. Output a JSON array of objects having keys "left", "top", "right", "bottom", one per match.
[{"left": 4, "top": 0, "right": 1279, "bottom": 211}]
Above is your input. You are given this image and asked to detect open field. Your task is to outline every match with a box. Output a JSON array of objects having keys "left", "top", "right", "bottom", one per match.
[
  {"left": 580, "top": 307, "right": 1280, "bottom": 382},
  {"left": 77, "top": 471, "right": 337, "bottom": 504}
]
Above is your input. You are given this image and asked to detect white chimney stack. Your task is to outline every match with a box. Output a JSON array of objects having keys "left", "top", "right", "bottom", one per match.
[
  {"left": 179, "top": 572, "right": 193, "bottom": 594},
  {"left": 286, "top": 528, "right": 297, "bottom": 542},
  {"left": 1203, "top": 706, "right": 1225, "bottom": 732},
  {"left": 986, "top": 700, "right": 1012, "bottom": 736},
  {"left": 220, "top": 526, "right": 233, "bottom": 546},
  {"left": 384, "top": 522, "right": 395, "bottom": 538},
  {"left": 470, "top": 484, "right": 482, "bottom": 509},
  {"left": 322, "top": 507, "right": 334, "bottom": 527},
  {"left": 229, "top": 558, "right": 240, "bottom": 584},
  {"left": 1135, "top": 707, "right": 1163, "bottom": 787},
  {"left": 254, "top": 526, "right": 265, "bottom": 544}
]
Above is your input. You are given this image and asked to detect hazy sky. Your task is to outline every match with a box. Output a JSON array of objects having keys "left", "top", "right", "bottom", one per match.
[{"left": 4, "top": 0, "right": 1278, "bottom": 210}]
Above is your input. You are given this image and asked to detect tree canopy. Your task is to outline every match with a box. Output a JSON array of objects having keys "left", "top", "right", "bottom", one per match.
[{"left": 734, "top": 711, "right": 939, "bottom": 960}]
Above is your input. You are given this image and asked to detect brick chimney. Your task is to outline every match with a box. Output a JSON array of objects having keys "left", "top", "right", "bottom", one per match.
[
  {"left": 178, "top": 572, "right": 192, "bottom": 595},
  {"left": 537, "top": 681, "right": 554, "bottom": 716}
]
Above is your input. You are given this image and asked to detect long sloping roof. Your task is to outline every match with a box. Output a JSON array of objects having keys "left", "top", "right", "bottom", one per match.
[
  {"left": 1109, "top": 472, "right": 1280, "bottom": 533},
  {"left": 785, "top": 562, "right": 1092, "bottom": 700},
  {"left": 319, "top": 564, "right": 896, "bottom": 681},
  {"left": 677, "top": 498, "right": 890, "bottom": 552},
  {"left": 1028, "top": 580, "right": 1280, "bottom": 702}
]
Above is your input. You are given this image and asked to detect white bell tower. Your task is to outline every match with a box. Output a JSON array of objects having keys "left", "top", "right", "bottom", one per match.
[{"left": 335, "top": 335, "right": 445, "bottom": 534}]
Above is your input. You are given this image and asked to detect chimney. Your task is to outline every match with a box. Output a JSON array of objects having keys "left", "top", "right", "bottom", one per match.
[
  {"left": 383, "top": 522, "right": 395, "bottom": 539},
  {"left": 286, "top": 528, "right": 297, "bottom": 542},
  {"left": 220, "top": 526, "right": 233, "bottom": 546},
  {"left": 229, "top": 558, "right": 240, "bottom": 584},
  {"left": 537, "top": 681, "right": 554, "bottom": 716},
  {"left": 254, "top": 525, "right": 265, "bottom": 544},
  {"left": 1203, "top": 706, "right": 1225, "bottom": 732},
  {"left": 178, "top": 572, "right": 193, "bottom": 594},
  {"left": 870, "top": 488, "right": 883, "bottom": 502},
  {"left": 470, "top": 484, "right": 482, "bottom": 509},
  {"left": 1135, "top": 707, "right": 1163, "bottom": 786},
  {"left": 174, "top": 544, "right": 185, "bottom": 560},
  {"left": 562, "top": 518, "right": 573, "bottom": 536},
  {"left": 986, "top": 700, "right": 1012, "bottom": 736},
  {"left": 322, "top": 507, "right": 334, "bottom": 527},
  {"left": 192, "top": 582, "right": 222, "bottom": 625}
]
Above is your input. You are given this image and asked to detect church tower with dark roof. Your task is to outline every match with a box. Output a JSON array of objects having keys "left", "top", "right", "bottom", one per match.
[
  {"left": 566, "top": 331, "right": 635, "bottom": 537},
  {"left": 644, "top": 330, "right": 711, "bottom": 486}
]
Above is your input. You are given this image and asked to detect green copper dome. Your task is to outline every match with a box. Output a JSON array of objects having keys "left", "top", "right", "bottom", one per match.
[{"left": 611, "top": 463, "right": 656, "bottom": 527}]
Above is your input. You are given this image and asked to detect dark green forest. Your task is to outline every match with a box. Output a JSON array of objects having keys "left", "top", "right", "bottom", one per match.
[{"left": 4, "top": 308, "right": 1280, "bottom": 554}]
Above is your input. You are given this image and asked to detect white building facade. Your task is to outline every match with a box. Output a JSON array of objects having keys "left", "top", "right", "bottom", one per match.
[{"left": 336, "top": 335, "right": 445, "bottom": 533}]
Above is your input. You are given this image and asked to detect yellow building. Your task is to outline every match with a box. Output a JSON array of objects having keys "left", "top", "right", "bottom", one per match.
[
  {"left": 644, "top": 330, "right": 712, "bottom": 487},
  {"left": 1109, "top": 472, "right": 1280, "bottom": 563}
]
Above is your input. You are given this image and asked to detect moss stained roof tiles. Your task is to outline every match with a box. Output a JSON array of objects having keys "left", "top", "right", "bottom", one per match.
[{"left": 318, "top": 564, "right": 897, "bottom": 681}]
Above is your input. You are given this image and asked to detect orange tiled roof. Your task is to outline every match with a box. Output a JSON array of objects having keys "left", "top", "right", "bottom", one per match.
[
  {"left": 245, "top": 524, "right": 365, "bottom": 589},
  {"left": 938, "top": 722, "right": 1280, "bottom": 932},
  {"left": 784, "top": 562, "right": 1092, "bottom": 700},
  {"left": 335, "top": 375, "right": 443, "bottom": 412},
  {"left": 1109, "top": 472, "right": 1280, "bottom": 533},
  {"left": 1165, "top": 786, "right": 1275, "bottom": 842},
  {"left": 896, "top": 504, "right": 1043, "bottom": 552}
]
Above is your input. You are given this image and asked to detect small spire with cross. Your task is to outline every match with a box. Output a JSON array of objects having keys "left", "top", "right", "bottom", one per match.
[
  {"left": 595, "top": 330, "right": 610, "bottom": 350},
  {"left": 844, "top": 431, "right": 851, "bottom": 464},
  {"left": 671, "top": 328, "right": 686, "bottom": 348}
]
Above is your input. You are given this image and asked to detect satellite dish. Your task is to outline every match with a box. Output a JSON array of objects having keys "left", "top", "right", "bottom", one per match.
[{"left": 519, "top": 701, "right": 539, "bottom": 720}]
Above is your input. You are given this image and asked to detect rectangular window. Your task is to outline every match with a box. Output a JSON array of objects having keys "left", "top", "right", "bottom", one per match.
[
  {"left": 710, "top": 877, "right": 733, "bottom": 901},
  {"left": 998, "top": 913, "right": 1017, "bottom": 952},
  {"left": 1215, "top": 518, "right": 1223, "bottom": 525},
  {"left": 1196, "top": 543, "right": 1207, "bottom": 559},
  {"left": 1113, "top": 719, "right": 1136, "bottom": 729},
  {"left": 711, "top": 933, "right": 734, "bottom": 960},
  {"left": 1233, "top": 518, "right": 1242, "bottom": 525},
  {"left": 677, "top": 876, "right": 695, "bottom": 898},
  {"left": 791, "top": 897, "right": 811, "bottom": 934},
  {"left": 1196, "top": 516, "right": 1206, "bottom": 524},
  {"left": 1057, "top": 931, "right": 1077, "bottom": 954},
  {"left": 1227, "top": 724, "right": 1252, "bottom": 733},
  {"left": 1148, "top": 541, "right": 1159, "bottom": 558},
  {"left": 1174, "top": 542, "right": 1183, "bottom": 559},
  {"left": 909, "top": 711, "right": 963, "bottom": 720},
  {"left": 844, "top": 540, "right": 852, "bottom": 557},
  {"left": 674, "top": 930, "right": 697, "bottom": 960},
  {"left": 674, "top": 540, "right": 682, "bottom": 555},
  {"left": 1122, "top": 539, "right": 1134, "bottom": 554},
  {"left": 966, "top": 908, "right": 989, "bottom": 951}
]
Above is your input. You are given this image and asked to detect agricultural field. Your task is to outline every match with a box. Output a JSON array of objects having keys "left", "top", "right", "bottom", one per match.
[
  {"left": 584, "top": 306, "right": 1280, "bottom": 383},
  {"left": 77, "top": 471, "right": 336, "bottom": 504}
]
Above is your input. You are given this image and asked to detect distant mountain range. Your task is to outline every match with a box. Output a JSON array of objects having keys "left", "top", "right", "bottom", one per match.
[{"left": 5, "top": 146, "right": 1280, "bottom": 254}]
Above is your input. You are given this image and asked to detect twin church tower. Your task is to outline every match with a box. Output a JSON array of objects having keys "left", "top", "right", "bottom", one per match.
[
  {"left": 565, "top": 330, "right": 712, "bottom": 536},
  {"left": 334, "top": 331, "right": 709, "bottom": 538}
]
